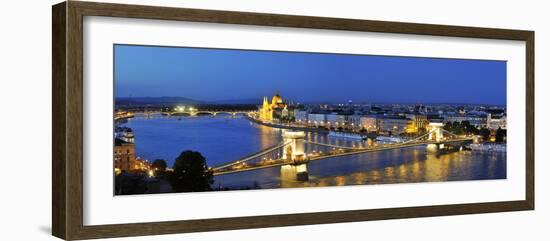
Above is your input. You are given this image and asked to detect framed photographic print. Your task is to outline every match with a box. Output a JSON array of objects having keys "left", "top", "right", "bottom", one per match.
[{"left": 52, "top": 1, "right": 534, "bottom": 240}]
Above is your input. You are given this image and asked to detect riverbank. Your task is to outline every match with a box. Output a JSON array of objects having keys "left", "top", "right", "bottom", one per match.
[
  {"left": 114, "top": 114, "right": 134, "bottom": 123},
  {"left": 245, "top": 115, "right": 378, "bottom": 138},
  {"left": 245, "top": 115, "right": 331, "bottom": 134},
  {"left": 468, "top": 143, "right": 507, "bottom": 152}
]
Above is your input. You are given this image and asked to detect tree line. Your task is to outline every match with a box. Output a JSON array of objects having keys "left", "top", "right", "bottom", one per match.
[
  {"left": 443, "top": 121, "right": 506, "bottom": 143},
  {"left": 115, "top": 150, "right": 214, "bottom": 195}
]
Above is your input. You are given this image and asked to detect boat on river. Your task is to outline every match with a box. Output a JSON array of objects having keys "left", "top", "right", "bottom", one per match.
[
  {"left": 468, "top": 143, "right": 506, "bottom": 152},
  {"left": 375, "top": 136, "right": 404, "bottom": 144},
  {"left": 327, "top": 131, "right": 366, "bottom": 140}
]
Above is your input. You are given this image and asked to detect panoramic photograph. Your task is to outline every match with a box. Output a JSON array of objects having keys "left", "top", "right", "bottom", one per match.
[{"left": 113, "top": 44, "right": 507, "bottom": 195}]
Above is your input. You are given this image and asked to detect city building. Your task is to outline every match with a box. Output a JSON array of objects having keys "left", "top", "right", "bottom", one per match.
[
  {"left": 259, "top": 91, "right": 287, "bottom": 121},
  {"left": 326, "top": 113, "right": 347, "bottom": 128},
  {"left": 443, "top": 115, "right": 488, "bottom": 128},
  {"left": 307, "top": 113, "right": 326, "bottom": 127},
  {"left": 378, "top": 116, "right": 414, "bottom": 135},
  {"left": 457, "top": 106, "right": 466, "bottom": 115},
  {"left": 295, "top": 110, "right": 308, "bottom": 124},
  {"left": 121, "top": 128, "right": 134, "bottom": 143},
  {"left": 360, "top": 116, "right": 378, "bottom": 132},
  {"left": 114, "top": 138, "right": 136, "bottom": 171},
  {"left": 406, "top": 114, "right": 429, "bottom": 133},
  {"left": 115, "top": 126, "right": 135, "bottom": 143},
  {"left": 348, "top": 115, "right": 362, "bottom": 130},
  {"left": 414, "top": 105, "right": 428, "bottom": 114},
  {"left": 280, "top": 105, "right": 297, "bottom": 121},
  {"left": 426, "top": 113, "right": 444, "bottom": 123},
  {"left": 487, "top": 113, "right": 507, "bottom": 130}
]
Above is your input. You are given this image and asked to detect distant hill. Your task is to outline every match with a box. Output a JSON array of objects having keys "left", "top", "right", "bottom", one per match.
[
  {"left": 208, "top": 98, "right": 261, "bottom": 105},
  {"left": 115, "top": 97, "right": 261, "bottom": 106},
  {"left": 115, "top": 97, "right": 202, "bottom": 106}
]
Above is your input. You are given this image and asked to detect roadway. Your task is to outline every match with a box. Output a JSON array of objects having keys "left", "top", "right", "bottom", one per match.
[{"left": 213, "top": 138, "right": 474, "bottom": 176}]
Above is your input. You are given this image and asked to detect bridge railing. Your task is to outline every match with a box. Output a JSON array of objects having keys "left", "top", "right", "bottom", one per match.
[
  {"left": 211, "top": 128, "right": 471, "bottom": 173},
  {"left": 212, "top": 141, "right": 291, "bottom": 171}
]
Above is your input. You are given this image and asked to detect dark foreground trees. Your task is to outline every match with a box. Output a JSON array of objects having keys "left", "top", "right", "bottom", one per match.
[
  {"left": 169, "top": 150, "right": 214, "bottom": 192},
  {"left": 443, "top": 121, "right": 506, "bottom": 143},
  {"left": 115, "top": 169, "right": 173, "bottom": 195},
  {"left": 495, "top": 127, "right": 506, "bottom": 143},
  {"left": 114, "top": 171, "right": 148, "bottom": 195},
  {"left": 114, "top": 150, "right": 214, "bottom": 195},
  {"left": 152, "top": 159, "right": 168, "bottom": 178},
  {"left": 480, "top": 128, "right": 491, "bottom": 141},
  {"left": 443, "top": 121, "right": 479, "bottom": 135}
]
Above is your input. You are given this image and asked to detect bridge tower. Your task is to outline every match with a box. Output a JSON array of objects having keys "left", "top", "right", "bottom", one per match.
[
  {"left": 428, "top": 122, "right": 444, "bottom": 142},
  {"left": 427, "top": 122, "right": 445, "bottom": 153},
  {"left": 280, "top": 131, "right": 309, "bottom": 181}
]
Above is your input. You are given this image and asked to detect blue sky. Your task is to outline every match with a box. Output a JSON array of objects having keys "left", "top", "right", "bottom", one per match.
[{"left": 114, "top": 44, "right": 506, "bottom": 105}]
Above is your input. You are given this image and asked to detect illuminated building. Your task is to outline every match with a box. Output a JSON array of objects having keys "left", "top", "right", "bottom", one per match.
[
  {"left": 121, "top": 128, "right": 134, "bottom": 143},
  {"left": 406, "top": 114, "right": 429, "bottom": 133},
  {"left": 348, "top": 115, "right": 362, "bottom": 130},
  {"left": 295, "top": 110, "right": 308, "bottom": 123},
  {"left": 307, "top": 113, "right": 327, "bottom": 127},
  {"left": 487, "top": 113, "right": 507, "bottom": 130},
  {"left": 443, "top": 115, "right": 487, "bottom": 128},
  {"left": 259, "top": 91, "right": 287, "bottom": 121},
  {"left": 114, "top": 138, "right": 136, "bottom": 171},
  {"left": 378, "top": 117, "right": 413, "bottom": 135},
  {"left": 326, "top": 114, "right": 347, "bottom": 128},
  {"left": 114, "top": 126, "right": 135, "bottom": 143},
  {"left": 360, "top": 116, "right": 378, "bottom": 132}
]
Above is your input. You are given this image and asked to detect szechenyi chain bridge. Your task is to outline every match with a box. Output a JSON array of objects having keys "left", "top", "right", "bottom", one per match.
[{"left": 210, "top": 123, "right": 475, "bottom": 181}]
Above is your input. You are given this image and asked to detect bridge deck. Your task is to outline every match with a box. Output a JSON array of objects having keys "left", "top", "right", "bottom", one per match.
[
  {"left": 213, "top": 138, "right": 473, "bottom": 176},
  {"left": 212, "top": 141, "right": 290, "bottom": 170}
]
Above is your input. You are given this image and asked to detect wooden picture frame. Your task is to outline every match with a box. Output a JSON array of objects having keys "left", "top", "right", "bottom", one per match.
[{"left": 52, "top": 1, "right": 534, "bottom": 240}]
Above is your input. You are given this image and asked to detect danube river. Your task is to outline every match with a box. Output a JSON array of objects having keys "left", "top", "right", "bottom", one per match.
[{"left": 122, "top": 114, "right": 506, "bottom": 189}]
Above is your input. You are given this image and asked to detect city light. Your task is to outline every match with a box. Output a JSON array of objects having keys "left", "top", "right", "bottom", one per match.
[
  {"left": 175, "top": 106, "right": 186, "bottom": 112},
  {"left": 114, "top": 89, "right": 505, "bottom": 193}
]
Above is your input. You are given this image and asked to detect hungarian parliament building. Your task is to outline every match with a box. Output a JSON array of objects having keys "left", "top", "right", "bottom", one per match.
[{"left": 259, "top": 91, "right": 290, "bottom": 121}]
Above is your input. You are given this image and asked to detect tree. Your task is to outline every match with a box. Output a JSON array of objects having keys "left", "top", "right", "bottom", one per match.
[
  {"left": 495, "top": 127, "right": 506, "bottom": 143},
  {"left": 451, "top": 121, "right": 463, "bottom": 135},
  {"left": 444, "top": 122, "right": 453, "bottom": 132},
  {"left": 480, "top": 128, "right": 491, "bottom": 141},
  {"left": 152, "top": 159, "right": 168, "bottom": 178},
  {"left": 114, "top": 172, "right": 148, "bottom": 195},
  {"left": 447, "top": 121, "right": 481, "bottom": 135},
  {"left": 170, "top": 151, "right": 213, "bottom": 192}
]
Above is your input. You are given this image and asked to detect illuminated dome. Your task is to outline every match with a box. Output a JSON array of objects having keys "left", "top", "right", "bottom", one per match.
[{"left": 271, "top": 91, "right": 283, "bottom": 105}]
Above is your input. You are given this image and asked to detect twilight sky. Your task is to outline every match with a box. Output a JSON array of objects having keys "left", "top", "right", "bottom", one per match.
[{"left": 114, "top": 44, "right": 506, "bottom": 105}]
